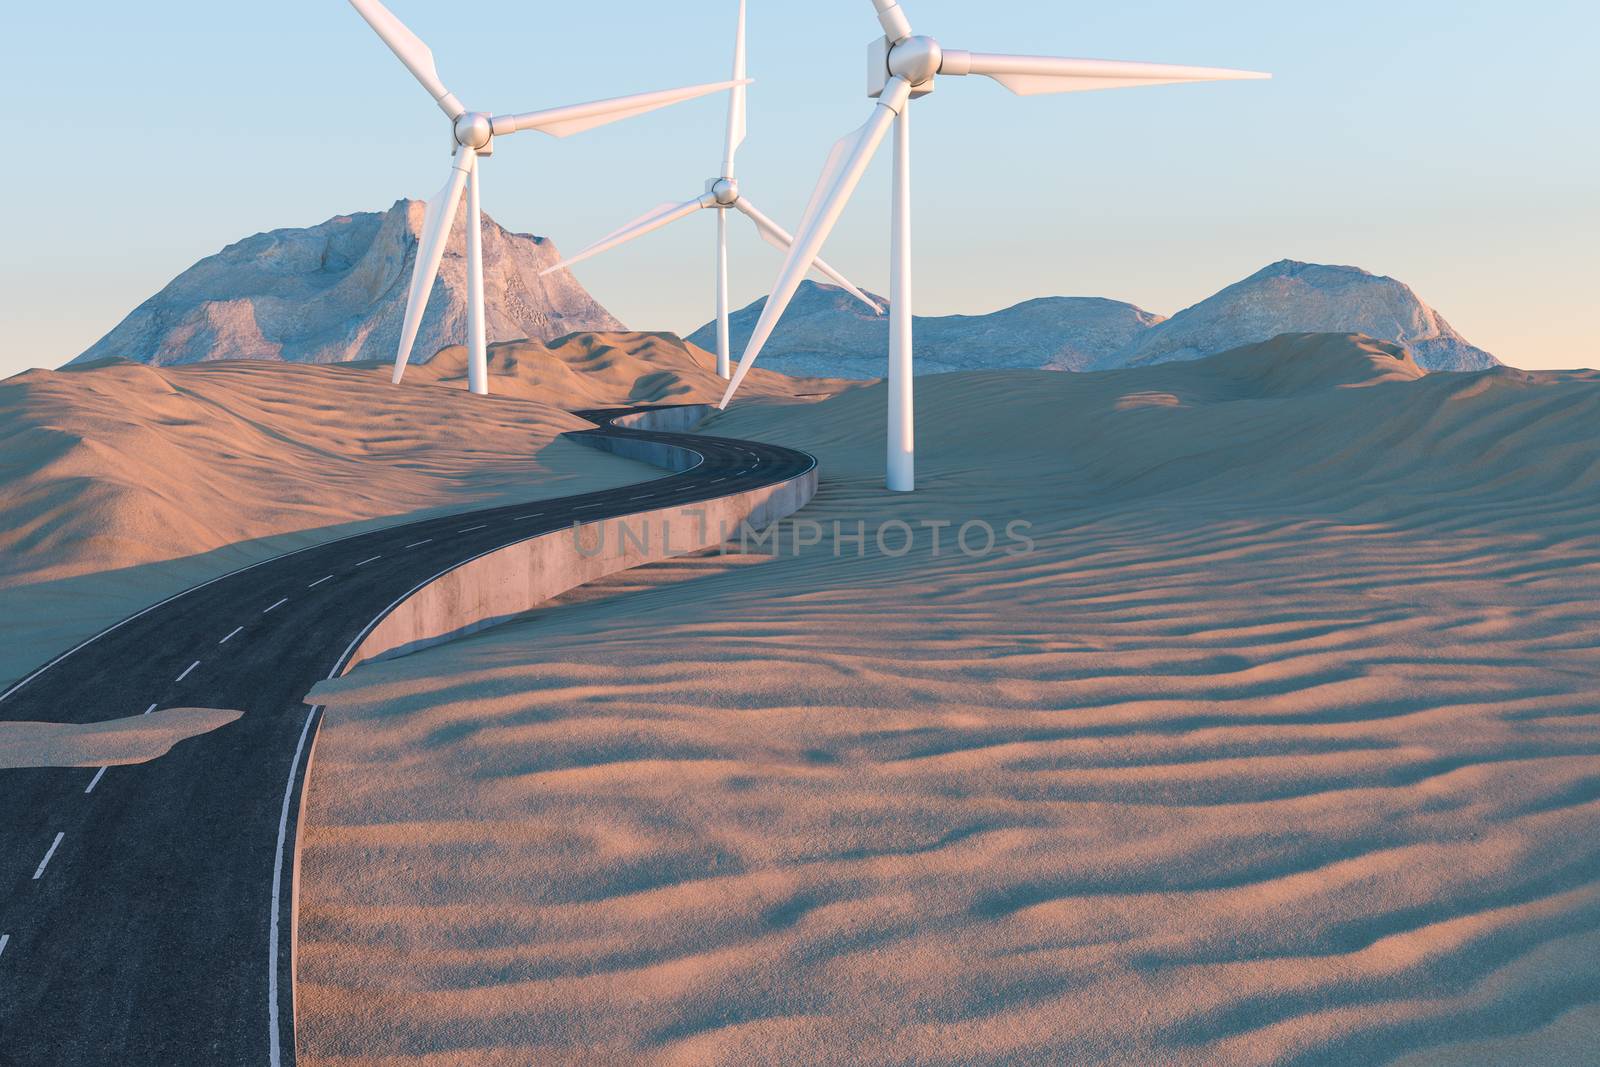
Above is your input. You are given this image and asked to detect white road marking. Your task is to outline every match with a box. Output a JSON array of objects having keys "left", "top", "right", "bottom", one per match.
[
  {"left": 458, "top": 524, "right": 487, "bottom": 533},
  {"left": 263, "top": 598, "right": 288, "bottom": 614},
  {"left": 629, "top": 495, "right": 652, "bottom": 501},
  {"left": 175, "top": 660, "right": 201, "bottom": 683},
  {"left": 710, "top": 478, "right": 727, "bottom": 484},
  {"left": 144, "top": 703, "right": 157, "bottom": 715},
  {"left": 575, "top": 503, "right": 601, "bottom": 510},
  {"left": 268, "top": 705, "right": 318, "bottom": 1067},
  {"left": 85, "top": 767, "right": 107, "bottom": 794},
  {"left": 356, "top": 555, "right": 382, "bottom": 567},
  {"left": 308, "top": 575, "right": 334, "bottom": 588},
  {"left": 0, "top": 934, "right": 8, "bottom": 958},
  {"left": 405, "top": 539, "right": 432, "bottom": 549},
  {"left": 219, "top": 626, "right": 243, "bottom": 645},
  {"left": 0, "top": 532, "right": 335, "bottom": 706},
  {"left": 32, "top": 832, "right": 64, "bottom": 880},
  {"left": 514, "top": 513, "right": 542, "bottom": 520}
]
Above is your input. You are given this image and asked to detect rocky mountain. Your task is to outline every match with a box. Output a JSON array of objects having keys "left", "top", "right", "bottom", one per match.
[
  {"left": 1111, "top": 260, "right": 1499, "bottom": 372},
  {"left": 72, "top": 200, "right": 623, "bottom": 367},
  {"left": 693, "top": 262, "right": 1500, "bottom": 376},
  {"left": 686, "top": 282, "right": 1165, "bottom": 377}
]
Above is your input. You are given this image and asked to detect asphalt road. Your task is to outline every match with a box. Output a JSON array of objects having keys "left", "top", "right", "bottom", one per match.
[{"left": 0, "top": 406, "right": 815, "bottom": 1066}]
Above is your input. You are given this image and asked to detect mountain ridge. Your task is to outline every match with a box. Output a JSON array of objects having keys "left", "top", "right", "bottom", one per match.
[
  {"left": 686, "top": 285, "right": 1165, "bottom": 377},
  {"left": 691, "top": 261, "right": 1501, "bottom": 376},
  {"left": 72, "top": 200, "right": 622, "bottom": 368},
  {"left": 1111, "top": 260, "right": 1498, "bottom": 372}
]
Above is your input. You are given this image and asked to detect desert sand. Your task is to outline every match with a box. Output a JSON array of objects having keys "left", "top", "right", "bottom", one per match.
[
  {"left": 0, "top": 332, "right": 836, "bottom": 688},
  {"left": 0, "top": 707, "right": 242, "bottom": 769},
  {"left": 292, "top": 334, "right": 1600, "bottom": 1065}
]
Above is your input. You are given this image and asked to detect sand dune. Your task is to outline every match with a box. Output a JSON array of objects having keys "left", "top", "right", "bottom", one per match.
[
  {"left": 0, "top": 332, "right": 844, "bottom": 687},
  {"left": 395, "top": 331, "right": 848, "bottom": 406},
  {"left": 295, "top": 334, "right": 1600, "bottom": 1065}
]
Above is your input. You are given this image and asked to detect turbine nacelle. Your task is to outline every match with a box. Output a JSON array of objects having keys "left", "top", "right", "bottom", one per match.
[
  {"left": 889, "top": 36, "right": 942, "bottom": 87},
  {"left": 708, "top": 177, "right": 740, "bottom": 206},
  {"left": 453, "top": 111, "right": 494, "bottom": 151},
  {"left": 870, "top": 33, "right": 944, "bottom": 99}
]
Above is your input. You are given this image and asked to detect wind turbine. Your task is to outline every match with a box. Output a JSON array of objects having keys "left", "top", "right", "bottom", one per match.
[
  {"left": 717, "top": 0, "right": 1269, "bottom": 491},
  {"left": 540, "top": 0, "right": 882, "bottom": 380},
  {"left": 347, "top": 0, "right": 747, "bottom": 395}
]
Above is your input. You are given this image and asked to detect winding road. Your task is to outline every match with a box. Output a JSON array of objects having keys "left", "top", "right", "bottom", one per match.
[{"left": 0, "top": 406, "right": 815, "bottom": 1066}]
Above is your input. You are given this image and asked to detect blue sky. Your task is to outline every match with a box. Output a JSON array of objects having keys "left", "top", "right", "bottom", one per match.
[{"left": 0, "top": 0, "right": 1594, "bottom": 377}]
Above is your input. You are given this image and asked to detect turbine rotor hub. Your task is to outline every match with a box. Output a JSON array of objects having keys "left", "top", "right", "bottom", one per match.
[
  {"left": 888, "top": 35, "right": 942, "bottom": 87},
  {"left": 710, "top": 178, "right": 740, "bottom": 206},
  {"left": 453, "top": 112, "right": 494, "bottom": 150}
]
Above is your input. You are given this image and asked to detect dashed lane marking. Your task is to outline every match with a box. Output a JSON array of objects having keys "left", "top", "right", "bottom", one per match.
[
  {"left": 219, "top": 626, "right": 243, "bottom": 645},
  {"left": 308, "top": 575, "right": 334, "bottom": 588},
  {"left": 356, "top": 555, "right": 382, "bottom": 567},
  {"left": 143, "top": 703, "right": 157, "bottom": 716},
  {"left": 263, "top": 598, "right": 288, "bottom": 614},
  {"left": 175, "top": 660, "right": 200, "bottom": 683},
  {"left": 0, "top": 934, "right": 8, "bottom": 958},
  {"left": 84, "top": 767, "right": 107, "bottom": 794},
  {"left": 32, "top": 832, "right": 64, "bottom": 880},
  {"left": 458, "top": 524, "right": 487, "bottom": 533},
  {"left": 405, "top": 539, "right": 432, "bottom": 549}
]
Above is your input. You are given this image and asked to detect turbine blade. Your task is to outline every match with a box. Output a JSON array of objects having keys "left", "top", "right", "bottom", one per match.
[
  {"left": 394, "top": 150, "right": 474, "bottom": 383},
  {"left": 734, "top": 200, "right": 787, "bottom": 253},
  {"left": 720, "top": 80, "right": 911, "bottom": 408},
  {"left": 809, "top": 255, "right": 885, "bottom": 316},
  {"left": 945, "top": 51, "right": 1270, "bottom": 95},
  {"left": 539, "top": 196, "right": 710, "bottom": 276},
  {"left": 722, "top": 0, "right": 748, "bottom": 176},
  {"left": 733, "top": 197, "right": 883, "bottom": 315},
  {"left": 495, "top": 79, "right": 751, "bottom": 139},
  {"left": 868, "top": 0, "right": 913, "bottom": 40},
  {"left": 347, "top": 0, "right": 463, "bottom": 118},
  {"left": 793, "top": 125, "right": 862, "bottom": 253}
]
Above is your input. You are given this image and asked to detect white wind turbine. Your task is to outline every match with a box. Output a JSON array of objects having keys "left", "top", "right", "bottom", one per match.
[
  {"left": 348, "top": 0, "right": 747, "bottom": 395},
  {"left": 540, "top": 0, "right": 882, "bottom": 380},
  {"left": 718, "top": 0, "right": 1269, "bottom": 491}
]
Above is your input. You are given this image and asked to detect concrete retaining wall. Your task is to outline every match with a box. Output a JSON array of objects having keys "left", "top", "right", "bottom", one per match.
[
  {"left": 565, "top": 405, "right": 710, "bottom": 473},
  {"left": 606, "top": 404, "right": 712, "bottom": 434},
  {"left": 340, "top": 407, "right": 815, "bottom": 669}
]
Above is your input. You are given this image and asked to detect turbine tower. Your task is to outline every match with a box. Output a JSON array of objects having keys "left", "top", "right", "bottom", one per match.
[
  {"left": 347, "top": 0, "right": 746, "bottom": 395},
  {"left": 541, "top": 0, "right": 882, "bottom": 380},
  {"left": 718, "top": 0, "right": 1269, "bottom": 491}
]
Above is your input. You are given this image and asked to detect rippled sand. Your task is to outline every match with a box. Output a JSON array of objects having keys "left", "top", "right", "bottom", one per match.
[{"left": 298, "top": 335, "right": 1600, "bottom": 1065}]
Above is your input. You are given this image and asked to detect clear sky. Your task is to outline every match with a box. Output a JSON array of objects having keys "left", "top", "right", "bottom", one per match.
[{"left": 0, "top": 0, "right": 1594, "bottom": 379}]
